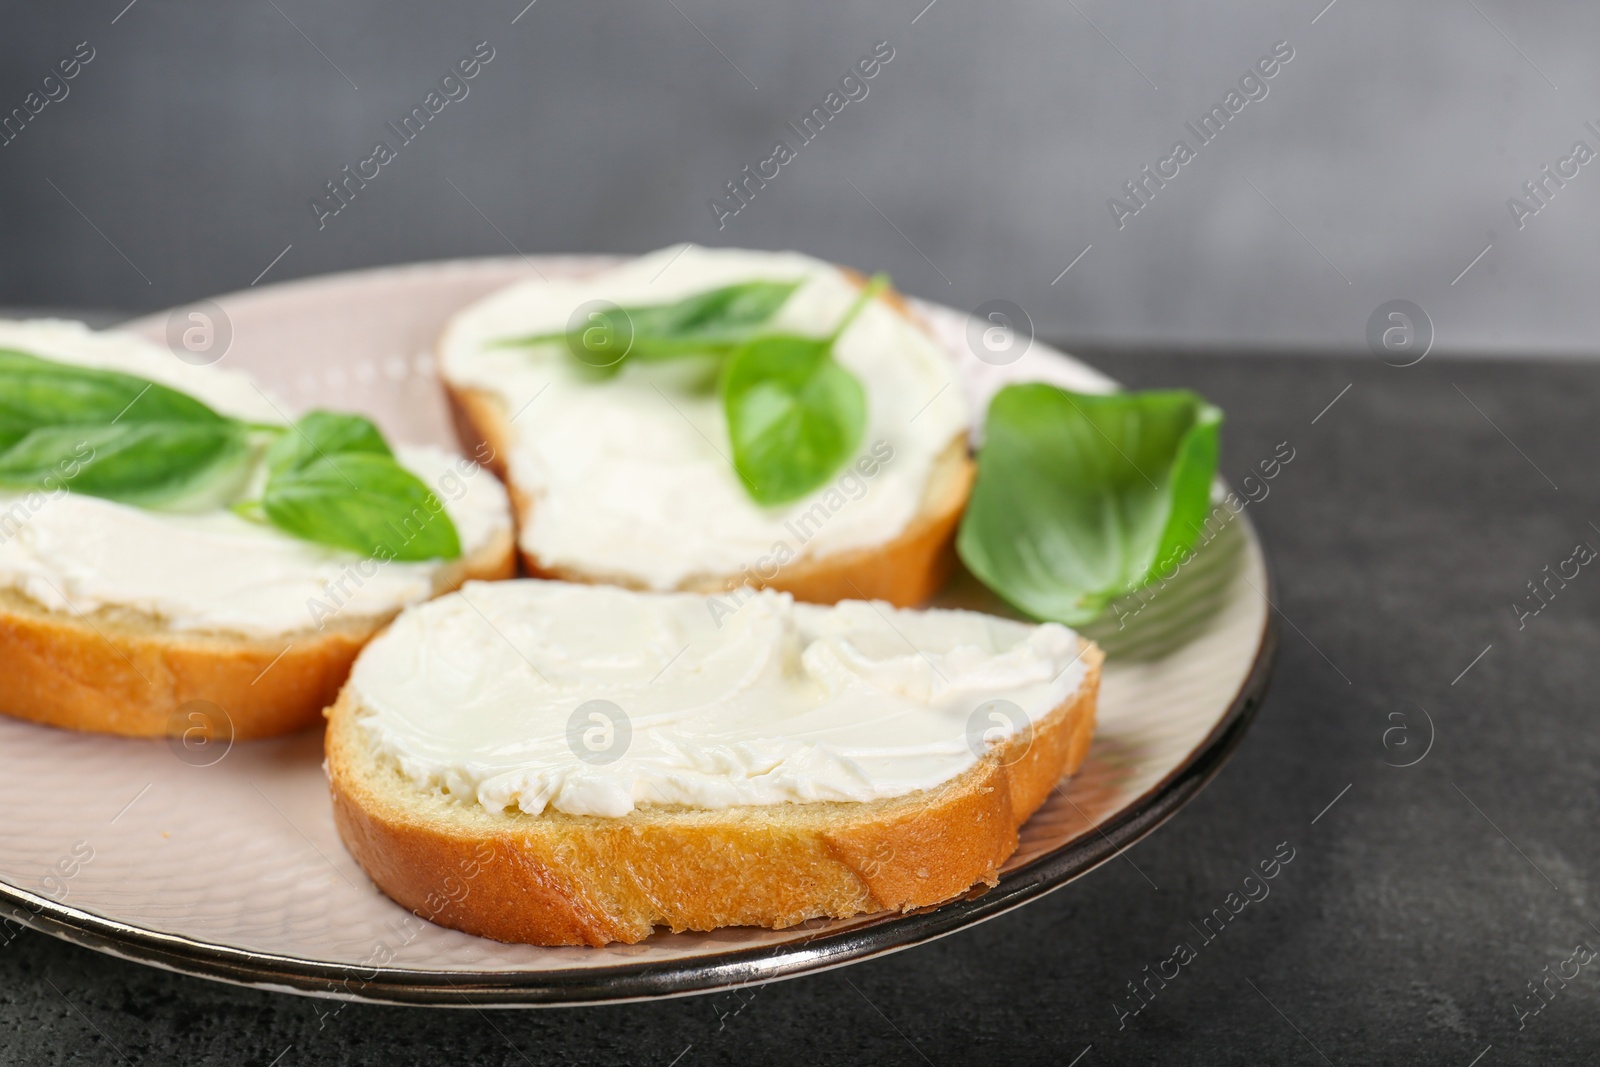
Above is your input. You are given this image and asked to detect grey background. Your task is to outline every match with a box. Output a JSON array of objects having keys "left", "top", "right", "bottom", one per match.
[{"left": 2, "top": 0, "right": 1598, "bottom": 353}]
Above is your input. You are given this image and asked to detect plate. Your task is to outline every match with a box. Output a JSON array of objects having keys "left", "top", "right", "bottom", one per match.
[{"left": 0, "top": 257, "right": 1275, "bottom": 1006}]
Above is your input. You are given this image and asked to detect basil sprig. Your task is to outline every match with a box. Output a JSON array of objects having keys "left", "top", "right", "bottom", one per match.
[
  {"left": 495, "top": 275, "right": 885, "bottom": 505},
  {"left": 0, "top": 352, "right": 460, "bottom": 562},
  {"left": 494, "top": 280, "right": 801, "bottom": 371},
  {"left": 957, "top": 385, "right": 1222, "bottom": 625}
]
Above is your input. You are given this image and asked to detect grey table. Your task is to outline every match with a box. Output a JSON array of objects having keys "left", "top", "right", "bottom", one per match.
[{"left": 1, "top": 346, "right": 1594, "bottom": 1065}]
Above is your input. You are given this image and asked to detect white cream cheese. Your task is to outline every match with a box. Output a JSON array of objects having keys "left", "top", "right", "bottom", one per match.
[
  {"left": 438, "top": 245, "right": 970, "bottom": 590},
  {"left": 0, "top": 320, "right": 511, "bottom": 638},
  {"left": 350, "top": 579, "right": 1089, "bottom": 818}
]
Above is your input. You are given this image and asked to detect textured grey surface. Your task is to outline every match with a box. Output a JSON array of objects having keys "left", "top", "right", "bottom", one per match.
[
  {"left": 2, "top": 1, "right": 1599, "bottom": 352},
  {"left": 1, "top": 348, "right": 1595, "bottom": 1064}
]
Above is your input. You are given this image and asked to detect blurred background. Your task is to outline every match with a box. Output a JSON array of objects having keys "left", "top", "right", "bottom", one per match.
[{"left": 2, "top": 0, "right": 1597, "bottom": 353}]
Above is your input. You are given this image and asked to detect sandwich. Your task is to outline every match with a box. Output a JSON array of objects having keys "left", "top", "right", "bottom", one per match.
[
  {"left": 438, "top": 245, "right": 973, "bottom": 607},
  {"left": 325, "top": 578, "right": 1101, "bottom": 946},
  {"left": 0, "top": 320, "right": 515, "bottom": 740}
]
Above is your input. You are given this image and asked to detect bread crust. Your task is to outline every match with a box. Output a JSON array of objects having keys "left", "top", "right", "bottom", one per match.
[
  {"left": 0, "top": 529, "right": 515, "bottom": 741},
  {"left": 325, "top": 643, "right": 1102, "bottom": 947},
  {"left": 441, "top": 274, "right": 975, "bottom": 609}
]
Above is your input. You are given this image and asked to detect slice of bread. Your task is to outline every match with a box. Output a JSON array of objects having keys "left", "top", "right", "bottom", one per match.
[
  {"left": 0, "top": 319, "right": 518, "bottom": 741},
  {"left": 447, "top": 386, "right": 972, "bottom": 607},
  {"left": 0, "top": 532, "right": 515, "bottom": 741},
  {"left": 325, "top": 623, "right": 1101, "bottom": 948},
  {"left": 441, "top": 251, "right": 975, "bottom": 607}
]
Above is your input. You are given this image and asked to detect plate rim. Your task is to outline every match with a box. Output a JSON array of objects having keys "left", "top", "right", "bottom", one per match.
[{"left": 4, "top": 257, "right": 1278, "bottom": 1006}]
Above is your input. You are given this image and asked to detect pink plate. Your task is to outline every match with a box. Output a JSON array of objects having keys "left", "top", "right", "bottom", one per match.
[{"left": 0, "top": 257, "right": 1273, "bottom": 1005}]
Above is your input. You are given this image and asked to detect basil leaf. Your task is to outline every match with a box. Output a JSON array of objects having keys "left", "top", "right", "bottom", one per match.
[
  {"left": 265, "top": 410, "right": 391, "bottom": 476},
  {"left": 957, "top": 385, "right": 1223, "bottom": 625},
  {"left": 626, "top": 280, "right": 802, "bottom": 357},
  {"left": 721, "top": 334, "right": 866, "bottom": 506},
  {"left": 0, "top": 348, "right": 228, "bottom": 452},
  {"left": 717, "top": 273, "right": 886, "bottom": 505},
  {"left": 0, "top": 422, "right": 251, "bottom": 507},
  {"left": 261, "top": 452, "right": 461, "bottom": 562},
  {"left": 494, "top": 280, "right": 801, "bottom": 366},
  {"left": 258, "top": 412, "right": 454, "bottom": 559}
]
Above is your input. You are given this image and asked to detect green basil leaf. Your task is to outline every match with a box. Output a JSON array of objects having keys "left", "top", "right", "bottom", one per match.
[
  {"left": 494, "top": 280, "right": 801, "bottom": 367},
  {"left": 957, "top": 385, "right": 1223, "bottom": 626},
  {"left": 265, "top": 410, "right": 392, "bottom": 476},
  {"left": 626, "top": 280, "right": 802, "bottom": 356},
  {"left": 721, "top": 334, "right": 866, "bottom": 506},
  {"left": 0, "top": 421, "right": 252, "bottom": 507},
  {"left": 261, "top": 452, "right": 461, "bottom": 562},
  {"left": 0, "top": 348, "right": 228, "bottom": 452}
]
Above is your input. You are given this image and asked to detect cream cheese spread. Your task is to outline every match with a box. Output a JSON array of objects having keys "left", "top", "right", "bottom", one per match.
[
  {"left": 350, "top": 579, "right": 1089, "bottom": 818},
  {"left": 437, "top": 245, "right": 970, "bottom": 590},
  {"left": 0, "top": 320, "right": 511, "bottom": 638}
]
